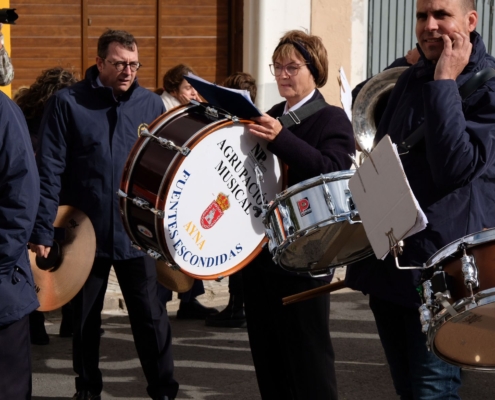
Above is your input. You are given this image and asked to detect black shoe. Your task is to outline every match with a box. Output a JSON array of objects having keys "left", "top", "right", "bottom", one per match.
[
  {"left": 205, "top": 294, "right": 246, "bottom": 328},
  {"left": 59, "top": 316, "right": 73, "bottom": 337},
  {"left": 176, "top": 298, "right": 218, "bottom": 320},
  {"left": 71, "top": 390, "right": 101, "bottom": 400},
  {"left": 153, "top": 397, "right": 175, "bottom": 400},
  {"left": 30, "top": 310, "right": 50, "bottom": 345}
]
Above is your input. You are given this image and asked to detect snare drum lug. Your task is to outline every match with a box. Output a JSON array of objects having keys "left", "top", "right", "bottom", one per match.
[
  {"left": 461, "top": 251, "right": 479, "bottom": 290},
  {"left": 147, "top": 249, "right": 162, "bottom": 260},
  {"left": 422, "top": 280, "right": 434, "bottom": 306},
  {"left": 215, "top": 276, "right": 224, "bottom": 282},
  {"left": 418, "top": 304, "right": 432, "bottom": 334},
  {"left": 322, "top": 181, "right": 335, "bottom": 215}
]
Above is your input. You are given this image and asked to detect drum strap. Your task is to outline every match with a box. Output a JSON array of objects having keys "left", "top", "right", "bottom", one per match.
[
  {"left": 277, "top": 99, "right": 327, "bottom": 129},
  {"left": 397, "top": 67, "right": 495, "bottom": 153}
]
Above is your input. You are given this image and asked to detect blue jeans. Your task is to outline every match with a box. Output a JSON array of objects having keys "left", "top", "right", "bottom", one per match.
[{"left": 369, "top": 295, "right": 461, "bottom": 400}]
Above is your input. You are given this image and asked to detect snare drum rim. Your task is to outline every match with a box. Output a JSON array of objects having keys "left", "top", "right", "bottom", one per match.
[
  {"left": 155, "top": 114, "right": 286, "bottom": 280},
  {"left": 269, "top": 169, "right": 355, "bottom": 207},
  {"left": 426, "top": 228, "right": 495, "bottom": 268},
  {"left": 427, "top": 289, "right": 495, "bottom": 370}
]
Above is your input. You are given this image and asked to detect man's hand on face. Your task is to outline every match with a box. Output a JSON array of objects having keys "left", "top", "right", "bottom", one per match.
[{"left": 434, "top": 31, "right": 472, "bottom": 81}]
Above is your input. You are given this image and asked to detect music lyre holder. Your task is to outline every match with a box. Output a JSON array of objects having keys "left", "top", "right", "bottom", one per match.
[{"left": 386, "top": 228, "right": 424, "bottom": 270}]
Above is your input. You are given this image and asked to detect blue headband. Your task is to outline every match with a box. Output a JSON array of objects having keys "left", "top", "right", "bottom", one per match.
[{"left": 275, "top": 39, "right": 319, "bottom": 82}]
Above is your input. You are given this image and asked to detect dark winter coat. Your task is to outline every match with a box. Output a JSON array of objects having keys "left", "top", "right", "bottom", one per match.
[
  {"left": 346, "top": 32, "right": 495, "bottom": 308},
  {"left": 0, "top": 92, "right": 40, "bottom": 326},
  {"left": 29, "top": 65, "right": 165, "bottom": 259}
]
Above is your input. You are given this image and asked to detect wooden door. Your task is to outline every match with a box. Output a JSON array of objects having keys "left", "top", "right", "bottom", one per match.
[
  {"left": 10, "top": 0, "right": 83, "bottom": 91},
  {"left": 9, "top": 0, "right": 242, "bottom": 93}
]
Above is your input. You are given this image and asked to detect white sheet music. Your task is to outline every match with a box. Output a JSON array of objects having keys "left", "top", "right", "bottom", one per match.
[
  {"left": 348, "top": 135, "right": 428, "bottom": 259},
  {"left": 339, "top": 67, "right": 353, "bottom": 121}
]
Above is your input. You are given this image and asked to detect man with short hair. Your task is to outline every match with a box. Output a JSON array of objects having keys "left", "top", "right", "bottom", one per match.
[
  {"left": 346, "top": 0, "right": 495, "bottom": 398},
  {"left": 29, "top": 29, "right": 178, "bottom": 400}
]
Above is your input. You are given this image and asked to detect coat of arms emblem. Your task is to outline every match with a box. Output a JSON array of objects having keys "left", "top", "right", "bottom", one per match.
[{"left": 200, "top": 193, "right": 230, "bottom": 229}]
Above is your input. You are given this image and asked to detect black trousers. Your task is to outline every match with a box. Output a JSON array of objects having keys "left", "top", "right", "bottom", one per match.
[
  {"left": 0, "top": 314, "right": 32, "bottom": 400},
  {"left": 72, "top": 257, "right": 178, "bottom": 398},
  {"left": 242, "top": 257, "right": 337, "bottom": 400}
]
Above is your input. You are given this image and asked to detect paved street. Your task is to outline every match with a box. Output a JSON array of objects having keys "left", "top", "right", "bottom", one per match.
[{"left": 32, "top": 277, "right": 495, "bottom": 400}]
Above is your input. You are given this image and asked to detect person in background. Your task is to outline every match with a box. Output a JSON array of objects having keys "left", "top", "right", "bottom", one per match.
[
  {"left": 28, "top": 29, "right": 178, "bottom": 400},
  {"left": 155, "top": 63, "right": 201, "bottom": 109},
  {"left": 205, "top": 71, "right": 257, "bottom": 328},
  {"left": 0, "top": 24, "right": 14, "bottom": 86},
  {"left": 0, "top": 91, "right": 40, "bottom": 400},
  {"left": 243, "top": 30, "right": 355, "bottom": 399},
  {"left": 14, "top": 67, "right": 80, "bottom": 345}
]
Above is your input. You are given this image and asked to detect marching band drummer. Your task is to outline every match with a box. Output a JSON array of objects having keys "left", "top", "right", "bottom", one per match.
[
  {"left": 346, "top": 0, "right": 495, "bottom": 398},
  {"left": 244, "top": 30, "right": 355, "bottom": 399}
]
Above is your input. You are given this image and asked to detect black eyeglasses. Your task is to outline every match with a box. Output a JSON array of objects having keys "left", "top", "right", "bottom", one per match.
[
  {"left": 104, "top": 59, "right": 141, "bottom": 72},
  {"left": 269, "top": 63, "right": 309, "bottom": 77}
]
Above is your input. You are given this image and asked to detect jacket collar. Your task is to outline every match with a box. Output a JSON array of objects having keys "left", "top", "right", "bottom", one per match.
[{"left": 85, "top": 65, "right": 139, "bottom": 102}]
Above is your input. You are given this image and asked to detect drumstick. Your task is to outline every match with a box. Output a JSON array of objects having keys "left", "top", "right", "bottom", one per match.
[{"left": 282, "top": 280, "right": 347, "bottom": 306}]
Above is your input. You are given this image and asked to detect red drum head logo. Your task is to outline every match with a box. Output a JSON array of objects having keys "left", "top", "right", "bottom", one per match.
[
  {"left": 201, "top": 193, "right": 230, "bottom": 229},
  {"left": 297, "top": 197, "right": 312, "bottom": 217}
]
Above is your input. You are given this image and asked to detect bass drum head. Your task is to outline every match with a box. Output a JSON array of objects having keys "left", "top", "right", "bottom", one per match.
[
  {"left": 431, "top": 292, "right": 495, "bottom": 370},
  {"left": 161, "top": 122, "right": 284, "bottom": 279}
]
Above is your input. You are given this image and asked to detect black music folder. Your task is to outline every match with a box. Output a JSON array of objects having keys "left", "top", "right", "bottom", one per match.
[{"left": 184, "top": 73, "right": 263, "bottom": 119}]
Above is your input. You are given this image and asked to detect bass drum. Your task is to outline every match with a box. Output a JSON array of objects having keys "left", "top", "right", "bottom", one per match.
[
  {"left": 420, "top": 228, "right": 495, "bottom": 370},
  {"left": 119, "top": 104, "right": 285, "bottom": 280}
]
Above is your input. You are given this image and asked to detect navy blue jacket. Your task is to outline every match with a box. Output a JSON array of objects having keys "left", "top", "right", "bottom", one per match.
[
  {"left": 346, "top": 32, "right": 495, "bottom": 308},
  {"left": 0, "top": 92, "right": 40, "bottom": 326},
  {"left": 30, "top": 66, "right": 165, "bottom": 259}
]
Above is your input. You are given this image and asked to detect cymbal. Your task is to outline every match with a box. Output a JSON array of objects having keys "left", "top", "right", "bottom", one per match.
[
  {"left": 156, "top": 260, "right": 194, "bottom": 293},
  {"left": 30, "top": 206, "right": 96, "bottom": 311}
]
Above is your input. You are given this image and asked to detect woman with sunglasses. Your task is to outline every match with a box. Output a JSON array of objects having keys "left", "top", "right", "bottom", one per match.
[{"left": 243, "top": 30, "right": 355, "bottom": 399}]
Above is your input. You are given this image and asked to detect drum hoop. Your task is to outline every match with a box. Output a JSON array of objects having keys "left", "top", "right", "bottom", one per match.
[
  {"left": 119, "top": 105, "right": 193, "bottom": 249},
  {"left": 428, "top": 290, "right": 495, "bottom": 370},
  {"left": 155, "top": 114, "right": 283, "bottom": 280},
  {"left": 274, "top": 170, "right": 354, "bottom": 201},
  {"left": 426, "top": 227, "right": 495, "bottom": 268},
  {"left": 267, "top": 169, "right": 354, "bottom": 214}
]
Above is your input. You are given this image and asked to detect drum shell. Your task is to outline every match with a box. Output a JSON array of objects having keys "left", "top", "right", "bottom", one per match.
[
  {"left": 120, "top": 106, "right": 215, "bottom": 257},
  {"left": 265, "top": 170, "right": 372, "bottom": 274}
]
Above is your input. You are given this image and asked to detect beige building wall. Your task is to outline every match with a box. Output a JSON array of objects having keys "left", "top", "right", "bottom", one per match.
[
  {"left": 311, "top": 0, "right": 368, "bottom": 108},
  {"left": 311, "top": 1, "right": 353, "bottom": 107}
]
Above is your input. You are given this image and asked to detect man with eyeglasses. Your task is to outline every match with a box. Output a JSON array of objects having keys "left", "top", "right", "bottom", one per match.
[{"left": 29, "top": 29, "right": 178, "bottom": 400}]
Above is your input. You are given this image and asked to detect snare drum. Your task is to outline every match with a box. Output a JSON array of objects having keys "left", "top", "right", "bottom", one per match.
[
  {"left": 119, "top": 104, "right": 285, "bottom": 279},
  {"left": 264, "top": 170, "right": 372, "bottom": 275},
  {"left": 420, "top": 228, "right": 495, "bottom": 370}
]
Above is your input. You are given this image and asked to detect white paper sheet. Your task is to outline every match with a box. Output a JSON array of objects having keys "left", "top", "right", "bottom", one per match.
[
  {"left": 339, "top": 67, "right": 353, "bottom": 122},
  {"left": 348, "top": 135, "right": 428, "bottom": 259}
]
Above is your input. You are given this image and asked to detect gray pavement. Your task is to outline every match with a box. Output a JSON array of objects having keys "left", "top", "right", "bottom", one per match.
[{"left": 32, "top": 269, "right": 495, "bottom": 399}]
